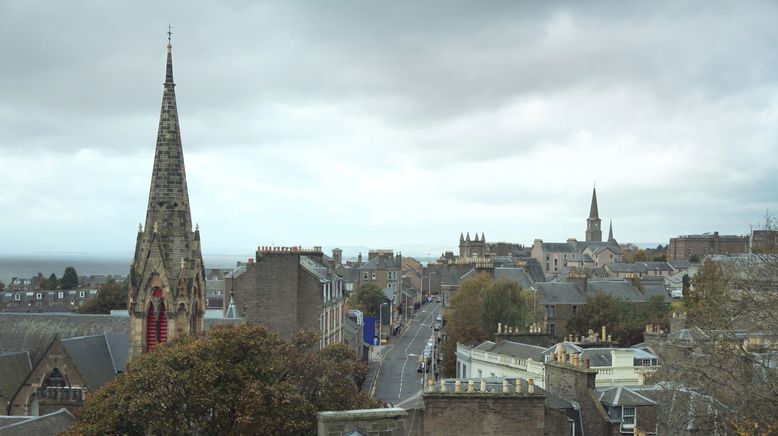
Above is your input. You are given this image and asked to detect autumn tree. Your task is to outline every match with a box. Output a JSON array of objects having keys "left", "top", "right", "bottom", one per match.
[
  {"left": 349, "top": 283, "right": 387, "bottom": 317},
  {"left": 64, "top": 324, "right": 379, "bottom": 435},
  {"left": 481, "top": 278, "right": 534, "bottom": 337},
  {"left": 78, "top": 278, "right": 128, "bottom": 314},
  {"left": 440, "top": 273, "right": 488, "bottom": 376},
  {"left": 653, "top": 215, "right": 778, "bottom": 434}
]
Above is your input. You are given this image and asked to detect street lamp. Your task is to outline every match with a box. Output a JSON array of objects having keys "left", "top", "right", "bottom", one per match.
[
  {"left": 378, "top": 302, "right": 388, "bottom": 344},
  {"left": 530, "top": 286, "right": 537, "bottom": 325}
]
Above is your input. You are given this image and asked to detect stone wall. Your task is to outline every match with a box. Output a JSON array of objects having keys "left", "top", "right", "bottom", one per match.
[
  {"left": 423, "top": 391, "right": 545, "bottom": 436},
  {"left": 317, "top": 407, "right": 421, "bottom": 436},
  {"left": 544, "top": 362, "right": 613, "bottom": 436}
]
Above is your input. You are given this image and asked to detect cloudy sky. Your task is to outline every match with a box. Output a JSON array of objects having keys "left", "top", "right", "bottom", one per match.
[{"left": 1, "top": 1, "right": 776, "bottom": 257}]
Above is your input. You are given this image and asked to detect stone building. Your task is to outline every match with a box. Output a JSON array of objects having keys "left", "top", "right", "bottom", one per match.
[
  {"left": 127, "top": 40, "right": 206, "bottom": 361},
  {"left": 223, "top": 246, "right": 345, "bottom": 348},
  {"left": 356, "top": 251, "right": 402, "bottom": 291},
  {"left": 531, "top": 188, "right": 621, "bottom": 275},
  {"left": 667, "top": 231, "right": 748, "bottom": 260}
]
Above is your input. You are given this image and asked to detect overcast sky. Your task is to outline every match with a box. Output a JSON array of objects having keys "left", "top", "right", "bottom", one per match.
[{"left": 1, "top": 1, "right": 776, "bottom": 257}]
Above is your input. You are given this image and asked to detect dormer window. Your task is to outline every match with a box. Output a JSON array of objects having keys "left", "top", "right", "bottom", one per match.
[{"left": 622, "top": 406, "right": 635, "bottom": 429}]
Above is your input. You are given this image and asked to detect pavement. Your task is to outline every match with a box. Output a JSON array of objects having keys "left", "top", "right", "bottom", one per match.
[{"left": 363, "top": 301, "right": 441, "bottom": 408}]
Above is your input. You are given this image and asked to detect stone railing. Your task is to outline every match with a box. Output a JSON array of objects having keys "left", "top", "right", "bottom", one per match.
[{"left": 36, "top": 386, "right": 88, "bottom": 402}]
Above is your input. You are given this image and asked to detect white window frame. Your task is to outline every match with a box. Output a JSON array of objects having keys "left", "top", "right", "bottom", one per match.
[
  {"left": 14, "top": 293, "right": 21, "bottom": 301},
  {"left": 622, "top": 406, "right": 636, "bottom": 429},
  {"left": 79, "top": 291, "right": 86, "bottom": 298},
  {"left": 36, "top": 292, "right": 43, "bottom": 300},
  {"left": 58, "top": 291, "right": 64, "bottom": 299}
]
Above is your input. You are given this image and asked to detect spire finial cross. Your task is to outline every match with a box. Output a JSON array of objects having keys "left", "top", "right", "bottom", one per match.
[{"left": 167, "top": 24, "right": 172, "bottom": 44}]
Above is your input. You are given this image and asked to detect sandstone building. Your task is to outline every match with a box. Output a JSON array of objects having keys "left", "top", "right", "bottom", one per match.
[
  {"left": 127, "top": 40, "right": 206, "bottom": 360},
  {"left": 667, "top": 231, "right": 749, "bottom": 260}
]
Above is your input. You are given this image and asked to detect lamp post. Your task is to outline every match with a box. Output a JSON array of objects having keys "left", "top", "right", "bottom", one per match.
[
  {"left": 378, "top": 302, "right": 388, "bottom": 344},
  {"left": 530, "top": 286, "right": 537, "bottom": 325}
]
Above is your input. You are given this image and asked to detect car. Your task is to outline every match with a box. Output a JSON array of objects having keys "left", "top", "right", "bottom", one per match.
[
  {"left": 436, "top": 315, "right": 443, "bottom": 323},
  {"left": 433, "top": 322, "right": 441, "bottom": 331}
]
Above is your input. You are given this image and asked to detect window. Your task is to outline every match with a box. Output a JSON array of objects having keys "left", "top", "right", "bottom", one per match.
[
  {"left": 362, "top": 272, "right": 369, "bottom": 280},
  {"left": 372, "top": 272, "right": 376, "bottom": 280},
  {"left": 572, "top": 305, "right": 577, "bottom": 316},
  {"left": 36, "top": 293, "right": 43, "bottom": 300},
  {"left": 14, "top": 294, "right": 21, "bottom": 301},
  {"left": 79, "top": 291, "right": 85, "bottom": 298},
  {"left": 58, "top": 292, "right": 64, "bottom": 299},
  {"left": 554, "top": 258, "right": 558, "bottom": 266},
  {"left": 547, "top": 323, "right": 556, "bottom": 336},
  {"left": 545, "top": 305, "right": 556, "bottom": 319},
  {"left": 622, "top": 407, "right": 635, "bottom": 428}
]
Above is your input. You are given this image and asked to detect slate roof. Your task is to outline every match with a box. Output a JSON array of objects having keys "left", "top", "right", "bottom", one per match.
[
  {"left": 0, "top": 408, "right": 75, "bottom": 435},
  {"left": 494, "top": 268, "right": 534, "bottom": 288},
  {"left": 0, "top": 352, "right": 31, "bottom": 403},
  {"left": 598, "top": 385, "right": 657, "bottom": 406},
  {"left": 0, "top": 313, "right": 235, "bottom": 364},
  {"left": 639, "top": 278, "right": 671, "bottom": 302},
  {"left": 536, "top": 282, "right": 586, "bottom": 304},
  {"left": 588, "top": 281, "right": 645, "bottom": 302},
  {"left": 61, "top": 334, "right": 121, "bottom": 391},
  {"left": 542, "top": 242, "right": 578, "bottom": 253},
  {"left": 359, "top": 255, "right": 400, "bottom": 270},
  {"left": 523, "top": 258, "right": 546, "bottom": 282},
  {"left": 300, "top": 256, "right": 329, "bottom": 281},
  {"left": 486, "top": 340, "right": 545, "bottom": 361}
]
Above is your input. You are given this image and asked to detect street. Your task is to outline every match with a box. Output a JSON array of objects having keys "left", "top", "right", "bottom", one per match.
[{"left": 368, "top": 301, "right": 441, "bottom": 407}]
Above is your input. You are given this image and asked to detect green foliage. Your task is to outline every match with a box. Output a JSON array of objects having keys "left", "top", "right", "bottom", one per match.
[
  {"left": 349, "top": 283, "right": 387, "bottom": 317},
  {"left": 44, "top": 273, "right": 59, "bottom": 290},
  {"left": 441, "top": 274, "right": 536, "bottom": 376},
  {"left": 566, "top": 291, "right": 670, "bottom": 345},
  {"left": 64, "top": 324, "right": 379, "bottom": 435},
  {"left": 0, "top": 280, "right": 4, "bottom": 292},
  {"left": 60, "top": 266, "right": 78, "bottom": 290},
  {"left": 79, "top": 278, "right": 128, "bottom": 314},
  {"left": 441, "top": 273, "right": 488, "bottom": 376},
  {"left": 481, "top": 278, "right": 534, "bottom": 337},
  {"left": 685, "top": 259, "right": 736, "bottom": 329},
  {"left": 689, "top": 253, "right": 700, "bottom": 263}
]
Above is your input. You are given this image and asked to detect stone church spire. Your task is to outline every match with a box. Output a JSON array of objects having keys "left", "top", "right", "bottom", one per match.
[
  {"left": 608, "top": 220, "right": 616, "bottom": 243},
  {"left": 128, "top": 37, "right": 206, "bottom": 361},
  {"left": 585, "top": 187, "right": 602, "bottom": 242}
]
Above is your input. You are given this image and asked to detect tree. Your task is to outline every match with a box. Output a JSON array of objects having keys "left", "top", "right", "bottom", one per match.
[
  {"left": 566, "top": 292, "right": 669, "bottom": 345},
  {"left": 60, "top": 266, "right": 78, "bottom": 290},
  {"left": 349, "top": 283, "right": 387, "bottom": 317},
  {"left": 44, "top": 273, "right": 59, "bottom": 290},
  {"left": 440, "top": 273, "right": 488, "bottom": 376},
  {"left": 64, "top": 324, "right": 379, "bottom": 435},
  {"left": 481, "top": 278, "right": 534, "bottom": 337},
  {"left": 688, "top": 253, "right": 700, "bottom": 263},
  {"left": 0, "top": 280, "right": 4, "bottom": 292},
  {"left": 79, "top": 278, "right": 128, "bottom": 314},
  {"left": 653, "top": 215, "right": 778, "bottom": 434}
]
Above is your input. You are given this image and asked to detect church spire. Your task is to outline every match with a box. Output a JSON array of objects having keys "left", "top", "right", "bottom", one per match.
[
  {"left": 589, "top": 187, "right": 599, "bottom": 219},
  {"left": 608, "top": 220, "right": 615, "bottom": 242},
  {"left": 585, "top": 186, "right": 602, "bottom": 242},
  {"left": 143, "top": 38, "right": 193, "bottom": 272},
  {"left": 129, "top": 36, "right": 205, "bottom": 361}
]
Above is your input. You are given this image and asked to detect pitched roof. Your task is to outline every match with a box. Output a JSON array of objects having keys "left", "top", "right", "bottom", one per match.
[
  {"left": 61, "top": 334, "right": 120, "bottom": 391},
  {"left": 0, "top": 352, "right": 31, "bottom": 403},
  {"left": 598, "top": 385, "right": 657, "bottom": 406},
  {"left": 359, "top": 255, "right": 400, "bottom": 271},
  {"left": 0, "top": 408, "right": 75, "bottom": 435},
  {"left": 487, "top": 340, "right": 545, "bottom": 361},
  {"left": 537, "top": 282, "right": 586, "bottom": 304},
  {"left": 588, "top": 281, "right": 645, "bottom": 302},
  {"left": 494, "top": 268, "right": 534, "bottom": 288},
  {"left": 300, "top": 256, "right": 329, "bottom": 281}
]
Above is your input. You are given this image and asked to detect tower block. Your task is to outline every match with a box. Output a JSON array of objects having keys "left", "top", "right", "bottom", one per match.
[{"left": 128, "top": 40, "right": 206, "bottom": 360}]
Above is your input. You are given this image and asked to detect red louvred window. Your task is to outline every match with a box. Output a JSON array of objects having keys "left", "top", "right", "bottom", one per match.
[
  {"left": 158, "top": 302, "right": 168, "bottom": 344},
  {"left": 146, "top": 303, "right": 157, "bottom": 351}
]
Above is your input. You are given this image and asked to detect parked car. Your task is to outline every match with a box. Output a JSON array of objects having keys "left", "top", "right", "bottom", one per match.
[{"left": 433, "top": 322, "right": 441, "bottom": 331}]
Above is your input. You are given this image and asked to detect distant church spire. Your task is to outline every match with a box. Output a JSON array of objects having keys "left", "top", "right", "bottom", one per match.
[
  {"left": 608, "top": 220, "right": 615, "bottom": 243},
  {"left": 128, "top": 36, "right": 206, "bottom": 361},
  {"left": 585, "top": 186, "right": 602, "bottom": 242}
]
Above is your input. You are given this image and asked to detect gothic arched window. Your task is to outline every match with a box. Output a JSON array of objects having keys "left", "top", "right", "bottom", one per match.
[{"left": 146, "top": 287, "right": 168, "bottom": 351}]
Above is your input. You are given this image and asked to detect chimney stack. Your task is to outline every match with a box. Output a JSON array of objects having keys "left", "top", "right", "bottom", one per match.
[{"left": 528, "top": 379, "right": 535, "bottom": 393}]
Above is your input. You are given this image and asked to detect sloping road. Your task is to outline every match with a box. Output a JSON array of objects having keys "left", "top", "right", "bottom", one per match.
[{"left": 370, "top": 302, "right": 441, "bottom": 406}]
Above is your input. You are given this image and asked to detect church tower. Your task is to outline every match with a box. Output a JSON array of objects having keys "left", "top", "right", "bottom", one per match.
[
  {"left": 128, "top": 37, "right": 206, "bottom": 360},
  {"left": 585, "top": 187, "right": 602, "bottom": 242}
]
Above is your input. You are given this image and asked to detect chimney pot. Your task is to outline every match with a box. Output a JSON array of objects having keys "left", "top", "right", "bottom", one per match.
[
  {"left": 467, "top": 379, "right": 475, "bottom": 393},
  {"left": 528, "top": 378, "right": 535, "bottom": 393},
  {"left": 455, "top": 380, "right": 462, "bottom": 393},
  {"left": 440, "top": 379, "right": 447, "bottom": 392},
  {"left": 515, "top": 380, "right": 523, "bottom": 394},
  {"left": 502, "top": 379, "right": 509, "bottom": 393},
  {"left": 498, "top": 322, "right": 502, "bottom": 334},
  {"left": 480, "top": 380, "right": 486, "bottom": 392}
]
